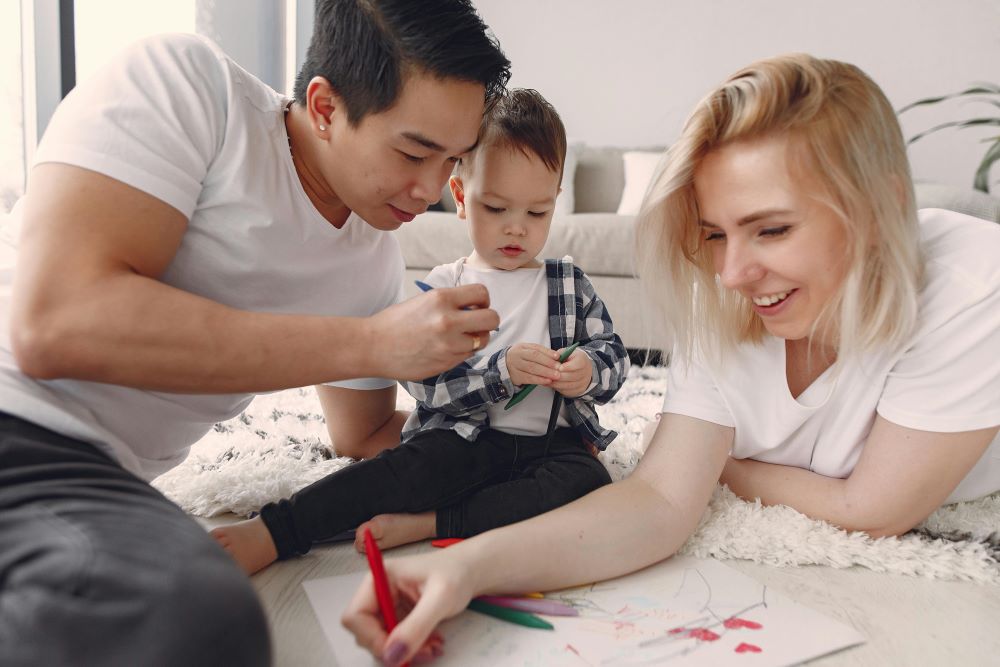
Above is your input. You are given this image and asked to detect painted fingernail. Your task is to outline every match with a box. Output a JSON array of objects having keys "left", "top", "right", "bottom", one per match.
[{"left": 384, "top": 642, "right": 408, "bottom": 666}]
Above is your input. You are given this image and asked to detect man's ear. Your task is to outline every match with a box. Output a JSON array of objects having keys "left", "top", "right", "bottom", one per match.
[
  {"left": 449, "top": 175, "right": 467, "bottom": 220},
  {"left": 306, "top": 76, "right": 338, "bottom": 133}
]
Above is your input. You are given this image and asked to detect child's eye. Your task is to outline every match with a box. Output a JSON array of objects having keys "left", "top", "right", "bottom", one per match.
[
  {"left": 528, "top": 211, "right": 548, "bottom": 218},
  {"left": 760, "top": 225, "right": 791, "bottom": 238},
  {"left": 483, "top": 204, "right": 505, "bottom": 214}
]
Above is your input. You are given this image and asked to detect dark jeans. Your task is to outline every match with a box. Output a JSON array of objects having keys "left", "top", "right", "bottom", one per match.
[
  {"left": 260, "top": 427, "right": 612, "bottom": 559},
  {"left": 0, "top": 412, "right": 271, "bottom": 667}
]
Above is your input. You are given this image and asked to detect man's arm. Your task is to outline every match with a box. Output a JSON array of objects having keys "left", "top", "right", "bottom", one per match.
[
  {"left": 315, "top": 385, "right": 408, "bottom": 459},
  {"left": 11, "top": 165, "right": 499, "bottom": 392},
  {"left": 720, "top": 417, "right": 998, "bottom": 537}
]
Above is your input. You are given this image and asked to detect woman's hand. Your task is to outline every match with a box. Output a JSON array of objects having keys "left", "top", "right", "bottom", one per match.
[
  {"left": 505, "top": 343, "right": 562, "bottom": 388},
  {"left": 341, "top": 550, "right": 474, "bottom": 666}
]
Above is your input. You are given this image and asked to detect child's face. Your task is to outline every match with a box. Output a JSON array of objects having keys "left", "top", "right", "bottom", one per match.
[{"left": 452, "top": 146, "right": 561, "bottom": 271}]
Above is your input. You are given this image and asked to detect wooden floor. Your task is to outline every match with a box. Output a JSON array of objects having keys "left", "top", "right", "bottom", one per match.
[{"left": 201, "top": 515, "right": 1000, "bottom": 666}]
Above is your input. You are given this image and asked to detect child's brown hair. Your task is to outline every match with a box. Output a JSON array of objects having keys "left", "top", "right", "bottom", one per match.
[{"left": 457, "top": 88, "right": 567, "bottom": 177}]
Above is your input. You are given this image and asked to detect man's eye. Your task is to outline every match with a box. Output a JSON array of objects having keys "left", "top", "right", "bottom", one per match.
[{"left": 402, "top": 152, "right": 426, "bottom": 164}]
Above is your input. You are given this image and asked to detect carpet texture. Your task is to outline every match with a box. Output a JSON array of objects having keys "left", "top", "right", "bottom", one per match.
[{"left": 153, "top": 366, "right": 1000, "bottom": 584}]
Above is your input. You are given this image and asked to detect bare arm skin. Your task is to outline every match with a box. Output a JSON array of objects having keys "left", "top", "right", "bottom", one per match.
[
  {"left": 11, "top": 165, "right": 499, "bottom": 392},
  {"left": 316, "top": 384, "right": 408, "bottom": 459},
  {"left": 721, "top": 417, "right": 998, "bottom": 537},
  {"left": 341, "top": 413, "right": 733, "bottom": 664}
]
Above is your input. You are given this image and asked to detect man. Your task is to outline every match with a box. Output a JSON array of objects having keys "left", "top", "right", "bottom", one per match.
[{"left": 0, "top": 1, "right": 509, "bottom": 664}]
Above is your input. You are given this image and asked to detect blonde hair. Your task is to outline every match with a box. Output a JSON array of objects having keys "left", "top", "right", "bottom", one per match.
[{"left": 636, "top": 53, "right": 922, "bottom": 365}]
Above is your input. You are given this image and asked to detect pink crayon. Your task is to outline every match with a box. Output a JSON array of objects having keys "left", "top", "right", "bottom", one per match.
[{"left": 475, "top": 595, "right": 579, "bottom": 617}]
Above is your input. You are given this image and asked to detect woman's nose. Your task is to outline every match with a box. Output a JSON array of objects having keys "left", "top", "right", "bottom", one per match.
[{"left": 718, "top": 242, "right": 764, "bottom": 289}]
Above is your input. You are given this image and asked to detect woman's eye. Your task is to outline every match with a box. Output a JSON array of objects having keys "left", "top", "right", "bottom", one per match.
[
  {"left": 760, "top": 225, "right": 791, "bottom": 238},
  {"left": 704, "top": 231, "right": 725, "bottom": 242}
]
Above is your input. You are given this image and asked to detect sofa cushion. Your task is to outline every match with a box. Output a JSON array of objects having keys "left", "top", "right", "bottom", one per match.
[
  {"left": 616, "top": 151, "right": 663, "bottom": 215},
  {"left": 575, "top": 145, "right": 666, "bottom": 213},
  {"left": 396, "top": 211, "right": 635, "bottom": 278},
  {"left": 540, "top": 213, "right": 635, "bottom": 276},
  {"left": 915, "top": 182, "right": 1000, "bottom": 223}
]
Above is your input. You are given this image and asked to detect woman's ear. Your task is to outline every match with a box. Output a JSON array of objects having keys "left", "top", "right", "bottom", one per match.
[{"left": 449, "top": 175, "right": 467, "bottom": 220}]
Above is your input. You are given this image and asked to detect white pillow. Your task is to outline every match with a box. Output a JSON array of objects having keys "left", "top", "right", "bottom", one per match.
[
  {"left": 616, "top": 150, "right": 663, "bottom": 215},
  {"left": 555, "top": 140, "right": 583, "bottom": 215}
]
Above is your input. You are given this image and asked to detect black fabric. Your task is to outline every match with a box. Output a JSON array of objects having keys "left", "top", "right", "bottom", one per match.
[
  {"left": 0, "top": 412, "right": 271, "bottom": 667},
  {"left": 259, "top": 426, "right": 611, "bottom": 559}
]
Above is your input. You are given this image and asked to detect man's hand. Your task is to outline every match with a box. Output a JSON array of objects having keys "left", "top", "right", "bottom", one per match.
[
  {"left": 505, "top": 343, "right": 562, "bottom": 388},
  {"left": 549, "top": 348, "right": 592, "bottom": 398},
  {"left": 365, "top": 285, "right": 500, "bottom": 381}
]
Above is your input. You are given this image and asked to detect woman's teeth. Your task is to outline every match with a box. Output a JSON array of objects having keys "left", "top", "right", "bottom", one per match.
[{"left": 752, "top": 291, "right": 790, "bottom": 306}]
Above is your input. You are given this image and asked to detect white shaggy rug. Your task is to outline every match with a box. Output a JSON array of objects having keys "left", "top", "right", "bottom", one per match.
[{"left": 153, "top": 366, "right": 1000, "bottom": 584}]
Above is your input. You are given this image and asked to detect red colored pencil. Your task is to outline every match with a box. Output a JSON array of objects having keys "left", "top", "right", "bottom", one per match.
[{"left": 364, "top": 528, "right": 409, "bottom": 666}]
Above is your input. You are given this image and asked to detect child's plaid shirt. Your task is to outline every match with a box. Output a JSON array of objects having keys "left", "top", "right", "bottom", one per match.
[{"left": 401, "top": 257, "right": 630, "bottom": 450}]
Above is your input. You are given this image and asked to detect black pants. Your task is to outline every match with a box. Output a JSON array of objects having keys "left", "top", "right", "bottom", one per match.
[
  {"left": 0, "top": 412, "right": 270, "bottom": 667},
  {"left": 260, "top": 427, "right": 612, "bottom": 559}
]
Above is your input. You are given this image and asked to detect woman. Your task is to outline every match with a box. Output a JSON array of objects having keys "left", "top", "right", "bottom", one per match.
[{"left": 342, "top": 53, "right": 1000, "bottom": 666}]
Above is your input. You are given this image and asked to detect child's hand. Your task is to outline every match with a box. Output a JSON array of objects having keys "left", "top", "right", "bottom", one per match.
[
  {"left": 550, "top": 348, "right": 592, "bottom": 398},
  {"left": 506, "top": 343, "right": 562, "bottom": 388}
]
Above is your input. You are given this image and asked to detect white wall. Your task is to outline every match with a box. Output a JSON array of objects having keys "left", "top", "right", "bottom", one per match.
[{"left": 475, "top": 0, "right": 1000, "bottom": 191}]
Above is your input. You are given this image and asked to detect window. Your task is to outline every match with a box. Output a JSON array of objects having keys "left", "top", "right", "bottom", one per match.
[
  {"left": 2, "top": 0, "right": 306, "bottom": 215},
  {"left": 1, "top": 2, "right": 25, "bottom": 213},
  {"left": 74, "top": 1, "right": 196, "bottom": 86}
]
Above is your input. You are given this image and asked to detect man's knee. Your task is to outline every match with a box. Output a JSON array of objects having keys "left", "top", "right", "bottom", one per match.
[
  {"left": 149, "top": 555, "right": 271, "bottom": 667},
  {"left": 0, "top": 524, "right": 271, "bottom": 667}
]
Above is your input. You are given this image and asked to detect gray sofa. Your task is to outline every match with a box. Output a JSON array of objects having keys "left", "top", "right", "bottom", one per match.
[{"left": 394, "top": 146, "right": 1000, "bottom": 351}]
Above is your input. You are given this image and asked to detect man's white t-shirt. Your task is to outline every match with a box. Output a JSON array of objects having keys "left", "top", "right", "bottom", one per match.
[
  {"left": 662, "top": 208, "right": 1000, "bottom": 503},
  {"left": 0, "top": 34, "right": 404, "bottom": 480}
]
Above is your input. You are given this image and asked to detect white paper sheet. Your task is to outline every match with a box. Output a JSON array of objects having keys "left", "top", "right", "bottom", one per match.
[{"left": 303, "top": 555, "right": 864, "bottom": 666}]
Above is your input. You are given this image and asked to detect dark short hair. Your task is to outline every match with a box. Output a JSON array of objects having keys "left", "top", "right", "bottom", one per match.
[
  {"left": 294, "top": 0, "right": 511, "bottom": 125},
  {"left": 458, "top": 88, "right": 567, "bottom": 177}
]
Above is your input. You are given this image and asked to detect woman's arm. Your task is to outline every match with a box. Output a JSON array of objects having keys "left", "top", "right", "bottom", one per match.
[
  {"left": 342, "top": 413, "right": 733, "bottom": 665},
  {"left": 721, "top": 417, "right": 998, "bottom": 537}
]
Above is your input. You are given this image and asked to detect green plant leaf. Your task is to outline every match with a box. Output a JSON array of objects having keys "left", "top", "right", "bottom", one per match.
[
  {"left": 973, "top": 140, "right": 1000, "bottom": 192},
  {"left": 907, "top": 118, "right": 1000, "bottom": 144},
  {"left": 897, "top": 84, "right": 1000, "bottom": 114}
]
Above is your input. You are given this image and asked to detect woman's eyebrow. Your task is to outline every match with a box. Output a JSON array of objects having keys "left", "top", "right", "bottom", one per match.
[{"left": 700, "top": 208, "right": 795, "bottom": 227}]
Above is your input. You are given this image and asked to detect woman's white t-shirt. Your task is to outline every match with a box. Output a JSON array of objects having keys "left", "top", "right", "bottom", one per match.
[
  {"left": 662, "top": 208, "right": 1000, "bottom": 503},
  {"left": 0, "top": 34, "right": 404, "bottom": 479}
]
